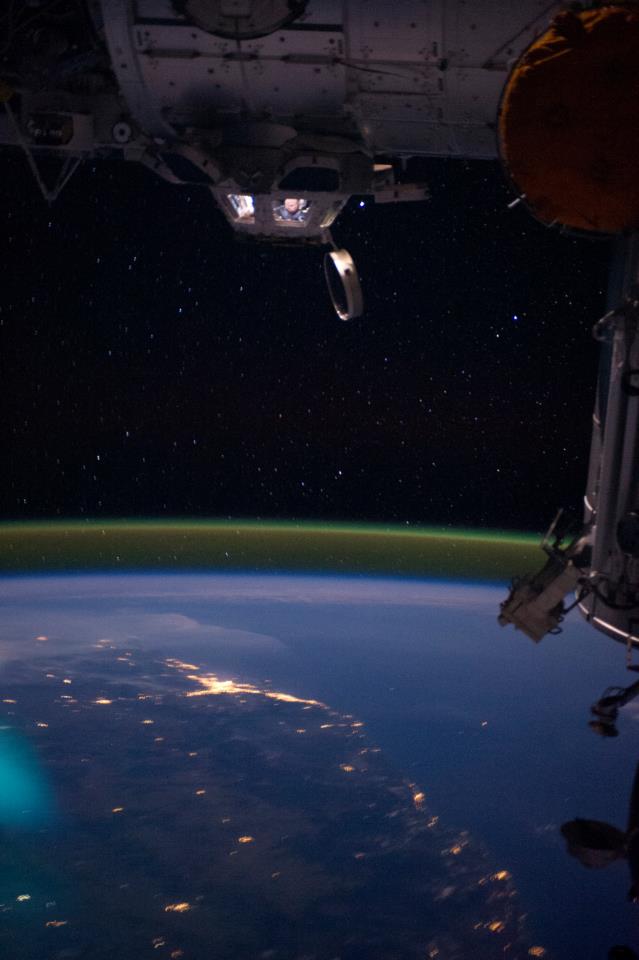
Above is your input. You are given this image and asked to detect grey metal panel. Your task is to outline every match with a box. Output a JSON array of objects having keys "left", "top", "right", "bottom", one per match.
[
  {"left": 353, "top": 67, "right": 500, "bottom": 157},
  {"left": 344, "top": 1, "right": 444, "bottom": 153},
  {"left": 134, "top": 0, "right": 185, "bottom": 19},
  {"left": 345, "top": 0, "right": 564, "bottom": 157},
  {"left": 137, "top": 24, "right": 235, "bottom": 54},
  {"left": 136, "top": 23, "right": 344, "bottom": 54},
  {"left": 137, "top": 22, "right": 346, "bottom": 121},
  {"left": 355, "top": 91, "right": 438, "bottom": 124},
  {"left": 348, "top": 0, "right": 442, "bottom": 63},
  {"left": 134, "top": 0, "right": 343, "bottom": 26},
  {"left": 138, "top": 58, "right": 346, "bottom": 120},
  {"left": 358, "top": 119, "right": 449, "bottom": 155},
  {"left": 101, "top": 0, "right": 176, "bottom": 137},
  {"left": 446, "top": 67, "right": 504, "bottom": 124},
  {"left": 360, "top": 117, "right": 496, "bottom": 159},
  {"left": 443, "top": 0, "right": 564, "bottom": 67},
  {"left": 353, "top": 66, "right": 501, "bottom": 131},
  {"left": 102, "top": 0, "right": 567, "bottom": 157},
  {"left": 244, "top": 26, "right": 344, "bottom": 56},
  {"left": 353, "top": 63, "right": 441, "bottom": 96},
  {"left": 291, "top": 0, "right": 343, "bottom": 27}
]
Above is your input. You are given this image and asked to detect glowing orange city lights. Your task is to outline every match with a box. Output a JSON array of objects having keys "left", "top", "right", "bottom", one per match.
[{"left": 165, "top": 661, "right": 324, "bottom": 708}]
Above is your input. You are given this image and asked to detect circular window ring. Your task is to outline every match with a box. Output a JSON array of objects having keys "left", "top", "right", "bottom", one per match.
[
  {"left": 174, "top": 0, "right": 308, "bottom": 39},
  {"left": 323, "top": 249, "right": 363, "bottom": 321}
]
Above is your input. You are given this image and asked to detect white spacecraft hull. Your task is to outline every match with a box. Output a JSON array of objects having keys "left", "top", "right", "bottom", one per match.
[
  {"left": 0, "top": 1, "right": 564, "bottom": 163},
  {"left": 579, "top": 237, "right": 639, "bottom": 651}
]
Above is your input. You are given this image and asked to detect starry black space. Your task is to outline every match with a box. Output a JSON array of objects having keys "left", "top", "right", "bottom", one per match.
[{"left": 0, "top": 153, "right": 610, "bottom": 532}]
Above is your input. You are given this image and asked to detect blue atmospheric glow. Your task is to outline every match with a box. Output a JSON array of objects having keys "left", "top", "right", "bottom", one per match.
[
  {"left": 0, "top": 570, "right": 635, "bottom": 958},
  {"left": 0, "top": 727, "right": 53, "bottom": 825}
]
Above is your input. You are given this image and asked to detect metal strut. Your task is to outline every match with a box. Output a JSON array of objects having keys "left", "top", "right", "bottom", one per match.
[{"left": 3, "top": 99, "right": 82, "bottom": 203}]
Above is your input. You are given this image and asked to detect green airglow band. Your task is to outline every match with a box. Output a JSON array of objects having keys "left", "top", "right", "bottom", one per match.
[{"left": 0, "top": 520, "right": 541, "bottom": 581}]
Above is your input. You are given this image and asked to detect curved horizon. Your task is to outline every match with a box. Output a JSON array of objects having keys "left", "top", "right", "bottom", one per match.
[{"left": 0, "top": 518, "right": 541, "bottom": 581}]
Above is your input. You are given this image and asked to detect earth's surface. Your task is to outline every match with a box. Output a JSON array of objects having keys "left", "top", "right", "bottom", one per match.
[{"left": 0, "top": 570, "right": 637, "bottom": 960}]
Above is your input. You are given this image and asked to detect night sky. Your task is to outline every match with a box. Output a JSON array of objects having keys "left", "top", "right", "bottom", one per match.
[{"left": 1, "top": 152, "right": 610, "bottom": 532}]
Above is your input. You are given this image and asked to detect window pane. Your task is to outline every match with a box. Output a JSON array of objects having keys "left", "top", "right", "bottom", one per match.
[
  {"left": 272, "top": 198, "right": 312, "bottom": 223},
  {"left": 228, "top": 194, "right": 255, "bottom": 220}
]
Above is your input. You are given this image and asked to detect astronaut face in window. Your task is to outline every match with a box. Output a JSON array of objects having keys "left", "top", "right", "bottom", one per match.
[{"left": 273, "top": 198, "right": 311, "bottom": 223}]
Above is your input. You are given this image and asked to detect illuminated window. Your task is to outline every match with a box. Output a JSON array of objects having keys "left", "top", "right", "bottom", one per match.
[
  {"left": 227, "top": 194, "right": 255, "bottom": 221},
  {"left": 272, "top": 198, "right": 312, "bottom": 224}
]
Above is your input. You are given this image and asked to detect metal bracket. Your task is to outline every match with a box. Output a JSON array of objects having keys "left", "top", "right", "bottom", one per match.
[{"left": 3, "top": 100, "right": 82, "bottom": 203}]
